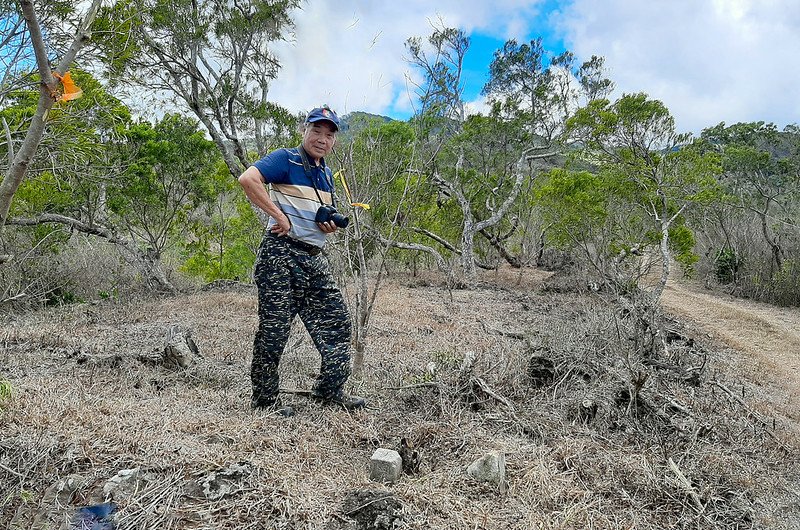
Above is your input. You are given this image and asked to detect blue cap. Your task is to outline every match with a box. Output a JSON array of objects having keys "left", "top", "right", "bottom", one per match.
[{"left": 305, "top": 106, "right": 340, "bottom": 131}]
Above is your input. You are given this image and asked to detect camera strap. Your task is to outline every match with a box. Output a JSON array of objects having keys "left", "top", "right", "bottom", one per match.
[{"left": 297, "top": 145, "right": 335, "bottom": 207}]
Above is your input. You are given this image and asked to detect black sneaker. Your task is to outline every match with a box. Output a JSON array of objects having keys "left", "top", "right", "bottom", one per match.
[
  {"left": 311, "top": 391, "right": 366, "bottom": 410},
  {"left": 251, "top": 398, "right": 295, "bottom": 417}
]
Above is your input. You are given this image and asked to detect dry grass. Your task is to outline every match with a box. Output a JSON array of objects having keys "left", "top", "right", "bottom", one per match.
[{"left": 1, "top": 269, "right": 799, "bottom": 529}]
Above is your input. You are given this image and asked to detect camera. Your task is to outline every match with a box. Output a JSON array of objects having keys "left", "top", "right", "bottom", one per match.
[{"left": 315, "top": 205, "right": 350, "bottom": 228}]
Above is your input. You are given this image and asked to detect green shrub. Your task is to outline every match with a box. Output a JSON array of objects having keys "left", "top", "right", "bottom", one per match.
[
  {"left": 0, "top": 380, "right": 12, "bottom": 408},
  {"left": 772, "top": 259, "right": 800, "bottom": 307},
  {"left": 181, "top": 194, "right": 261, "bottom": 282},
  {"left": 45, "top": 286, "right": 84, "bottom": 306},
  {"left": 714, "top": 247, "right": 740, "bottom": 284}
]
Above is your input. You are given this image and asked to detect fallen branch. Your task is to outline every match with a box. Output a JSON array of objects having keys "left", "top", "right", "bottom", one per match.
[
  {"left": 666, "top": 398, "right": 692, "bottom": 416},
  {"left": 0, "top": 461, "right": 24, "bottom": 478},
  {"left": 709, "top": 380, "right": 767, "bottom": 424},
  {"left": 1, "top": 292, "right": 27, "bottom": 304},
  {"left": 385, "top": 382, "right": 441, "bottom": 391},
  {"left": 343, "top": 495, "right": 395, "bottom": 516},
  {"left": 473, "top": 377, "right": 516, "bottom": 412},
  {"left": 709, "top": 380, "right": 785, "bottom": 446},
  {"left": 667, "top": 457, "right": 705, "bottom": 514}
]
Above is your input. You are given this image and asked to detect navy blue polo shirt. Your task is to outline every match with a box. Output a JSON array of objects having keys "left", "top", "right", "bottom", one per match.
[{"left": 252, "top": 147, "right": 335, "bottom": 248}]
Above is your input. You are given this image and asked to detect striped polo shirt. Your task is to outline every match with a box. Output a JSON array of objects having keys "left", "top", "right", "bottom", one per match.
[{"left": 252, "top": 147, "right": 335, "bottom": 248}]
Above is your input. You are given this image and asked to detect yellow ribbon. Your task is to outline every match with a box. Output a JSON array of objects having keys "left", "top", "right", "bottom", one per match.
[{"left": 334, "top": 170, "right": 370, "bottom": 210}]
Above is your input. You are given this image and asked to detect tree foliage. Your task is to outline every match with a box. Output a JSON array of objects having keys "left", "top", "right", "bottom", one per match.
[
  {"left": 691, "top": 122, "right": 800, "bottom": 304},
  {"left": 701, "top": 122, "right": 800, "bottom": 274},
  {"left": 2, "top": 8, "right": 795, "bottom": 311},
  {"left": 108, "top": 113, "right": 222, "bottom": 260},
  {"left": 181, "top": 187, "right": 261, "bottom": 282},
  {"left": 406, "top": 26, "right": 468, "bottom": 126},
  {"left": 0, "top": 0, "right": 103, "bottom": 227},
  {"left": 483, "top": 38, "right": 612, "bottom": 145},
  {"left": 116, "top": 0, "right": 299, "bottom": 179},
  {"left": 566, "top": 93, "right": 721, "bottom": 297}
]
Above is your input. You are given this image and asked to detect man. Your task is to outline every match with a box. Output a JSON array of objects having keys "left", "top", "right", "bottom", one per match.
[{"left": 238, "top": 105, "right": 365, "bottom": 417}]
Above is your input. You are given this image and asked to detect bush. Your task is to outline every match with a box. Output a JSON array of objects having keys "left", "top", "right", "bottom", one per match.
[
  {"left": 714, "top": 247, "right": 740, "bottom": 284},
  {"left": 0, "top": 380, "right": 12, "bottom": 408},
  {"left": 771, "top": 259, "right": 800, "bottom": 307},
  {"left": 1, "top": 228, "right": 161, "bottom": 309},
  {"left": 180, "top": 194, "right": 261, "bottom": 283}
]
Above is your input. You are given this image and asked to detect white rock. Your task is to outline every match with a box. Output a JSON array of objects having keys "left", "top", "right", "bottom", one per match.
[
  {"left": 370, "top": 448, "right": 402, "bottom": 484},
  {"left": 201, "top": 462, "right": 252, "bottom": 500},
  {"left": 103, "top": 468, "right": 147, "bottom": 501},
  {"left": 467, "top": 452, "right": 506, "bottom": 485}
]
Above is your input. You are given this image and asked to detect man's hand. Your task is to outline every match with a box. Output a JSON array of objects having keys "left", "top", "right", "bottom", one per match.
[
  {"left": 270, "top": 214, "right": 292, "bottom": 236},
  {"left": 317, "top": 221, "right": 337, "bottom": 234}
]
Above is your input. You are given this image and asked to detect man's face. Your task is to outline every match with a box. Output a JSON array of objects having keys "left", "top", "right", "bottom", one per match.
[{"left": 302, "top": 121, "right": 337, "bottom": 161}]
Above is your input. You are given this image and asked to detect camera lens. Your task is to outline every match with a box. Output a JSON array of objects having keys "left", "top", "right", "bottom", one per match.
[
  {"left": 331, "top": 213, "right": 350, "bottom": 228},
  {"left": 316, "top": 205, "right": 348, "bottom": 228}
]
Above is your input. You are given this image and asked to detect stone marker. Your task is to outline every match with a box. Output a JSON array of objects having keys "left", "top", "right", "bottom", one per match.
[
  {"left": 467, "top": 451, "right": 506, "bottom": 486},
  {"left": 370, "top": 448, "right": 402, "bottom": 483}
]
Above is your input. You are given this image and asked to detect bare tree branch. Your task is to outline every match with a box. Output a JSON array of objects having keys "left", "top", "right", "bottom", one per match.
[
  {"left": 6, "top": 213, "right": 176, "bottom": 292},
  {"left": 375, "top": 232, "right": 452, "bottom": 279},
  {"left": 411, "top": 227, "right": 496, "bottom": 270},
  {"left": 2, "top": 117, "right": 14, "bottom": 164}
]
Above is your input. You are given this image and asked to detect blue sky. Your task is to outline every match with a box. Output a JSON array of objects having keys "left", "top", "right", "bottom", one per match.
[
  {"left": 428, "top": 3, "right": 571, "bottom": 111},
  {"left": 266, "top": 0, "right": 577, "bottom": 121},
  {"left": 449, "top": 0, "right": 570, "bottom": 107},
  {"left": 259, "top": 0, "right": 800, "bottom": 135},
  {"left": 5, "top": 1, "right": 798, "bottom": 135}
]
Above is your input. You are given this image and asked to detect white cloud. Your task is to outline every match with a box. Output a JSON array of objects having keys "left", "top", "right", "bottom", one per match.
[
  {"left": 267, "top": 0, "right": 544, "bottom": 117},
  {"left": 553, "top": 0, "right": 800, "bottom": 133},
  {"left": 265, "top": 1, "right": 800, "bottom": 134},
  {"left": 465, "top": 96, "right": 491, "bottom": 117}
]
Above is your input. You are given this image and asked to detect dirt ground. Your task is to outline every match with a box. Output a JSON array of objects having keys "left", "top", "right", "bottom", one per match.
[
  {"left": 1, "top": 267, "right": 799, "bottom": 529},
  {"left": 661, "top": 281, "right": 800, "bottom": 407}
]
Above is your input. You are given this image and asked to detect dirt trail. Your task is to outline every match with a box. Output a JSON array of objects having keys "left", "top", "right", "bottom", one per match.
[{"left": 661, "top": 282, "right": 800, "bottom": 395}]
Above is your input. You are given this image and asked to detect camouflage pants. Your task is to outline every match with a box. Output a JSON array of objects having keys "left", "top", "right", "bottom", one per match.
[{"left": 251, "top": 233, "right": 352, "bottom": 407}]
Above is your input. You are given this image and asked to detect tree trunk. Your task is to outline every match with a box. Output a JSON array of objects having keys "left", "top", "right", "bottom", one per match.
[
  {"left": 0, "top": 95, "right": 52, "bottom": 225},
  {"left": 458, "top": 160, "right": 528, "bottom": 285},
  {"left": 351, "top": 215, "right": 369, "bottom": 377},
  {"left": 758, "top": 200, "right": 784, "bottom": 275},
  {"left": 137, "top": 28, "right": 248, "bottom": 182},
  {"left": 653, "top": 218, "right": 671, "bottom": 302},
  {"left": 0, "top": 0, "right": 101, "bottom": 227},
  {"left": 479, "top": 228, "right": 521, "bottom": 268},
  {"left": 461, "top": 218, "right": 478, "bottom": 284}
]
